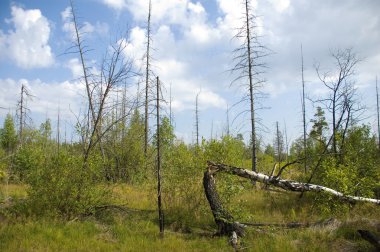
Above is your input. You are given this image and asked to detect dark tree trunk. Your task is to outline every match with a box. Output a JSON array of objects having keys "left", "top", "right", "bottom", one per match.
[{"left": 203, "top": 169, "right": 245, "bottom": 237}]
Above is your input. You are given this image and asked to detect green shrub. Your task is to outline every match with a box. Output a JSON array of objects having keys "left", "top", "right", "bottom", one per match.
[{"left": 25, "top": 150, "right": 109, "bottom": 219}]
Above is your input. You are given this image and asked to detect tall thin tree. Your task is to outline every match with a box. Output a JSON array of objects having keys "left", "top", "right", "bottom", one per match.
[
  {"left": 19, "top": 84, "right": 25, "bottom": 146},
  {"left": 195, "top": 92, "right": 200, "bottom": 147},
  {"left": 156, "top": 76, "right": 164, "bottom": 236},
  {"left": 144, "top": 0, "right": 152, "bottom": 157},
  {"left": 17, "top": 84, "right": 32, "bottom": 147},
  {"left": 226, "top": 104, "right": 230, "bottom": 136},
  {"left": 376, "top": 76, "right": 380, "bottom": 151},
  {"left": 245, "top": 0, "right": 256, "bottom": 173},
  {"left": 301, "top": 44, "right": 307, "bottom": 172},
  {"left": 232, "top": 0, "right": 267, "bottom": 174},
  {"left": 275, "top": 121, "right": 282, "bottom": 164},
  {"left": 57, "top": 104, "right": 60, "bottom": 154}
]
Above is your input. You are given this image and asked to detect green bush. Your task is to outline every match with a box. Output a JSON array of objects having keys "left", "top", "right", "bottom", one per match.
[{"left": 25, "top": 150, "right": 109, "bottom": 219}]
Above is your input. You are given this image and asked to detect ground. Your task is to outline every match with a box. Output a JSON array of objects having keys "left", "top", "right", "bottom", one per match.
[{"left": 0, "top": 183, "right": 379, "bottom": 251}]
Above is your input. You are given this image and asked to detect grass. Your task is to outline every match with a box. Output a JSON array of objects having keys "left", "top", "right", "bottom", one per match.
[
  {"left": 0, "top": 183, "right": 379, "bottom": 251},
  {"left": 0, "top": 183, "right": 28, "bottom": 201}
]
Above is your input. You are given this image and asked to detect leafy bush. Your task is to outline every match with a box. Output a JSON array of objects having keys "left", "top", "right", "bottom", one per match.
[{"left": 25, "top": 150, "right": 109, "bottom": 219}]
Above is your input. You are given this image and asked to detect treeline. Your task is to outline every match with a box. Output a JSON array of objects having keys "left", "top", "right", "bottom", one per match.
[{"left": 0, "top": 100, "right": 379, "bottom": 219}]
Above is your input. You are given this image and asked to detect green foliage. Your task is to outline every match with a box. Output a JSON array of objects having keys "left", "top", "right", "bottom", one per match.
[
  {"left": 312, "top": 125, "right": 380, "bottom": 214},
  {"left": 13, "top": 147, "right": 41, "bottom": 181},
  {"left": 1, "top": 114, "right": 18, "bottom": 153},
  {"left": 39, "top": 119, "right": 52, "bottom": 141},
  {"left": 153, "top": 117, "right": 175, "bottom": 148},
  {"left": 119, "top": 109, "right": 147, "bottom": 183},
  {"left": 309, "top": 106, "right": 328, "bottom": 144},
  {"left": 26, "top": 150, "right": 109, "bottom": 218}
]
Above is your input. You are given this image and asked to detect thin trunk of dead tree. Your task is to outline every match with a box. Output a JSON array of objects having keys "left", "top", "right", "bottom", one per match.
[
  {"left": 226, "top": 104, "right": 230, "bottom": 136},
  {"left": 245, "top": 0, "right": 257, "bottom": 174},
  {"left": 144, "top": 0, "right": 152, "bottom": 157},
  {"left": 276, "top": 121, "right": 282, "bottom": 164},
  {"left": 19, "top": 84, "right": 24, "bottom": 147},
  {"left": 57, "top": 105, "right": 60, "bottom": 154},
  {"left": 195, "top": 92, "right": 200, "bottom": 147},
  {"left": 156, "top": 76, "right": 164, "bottom": 236},
  {"left": 376, "top": 76, "right": 380, "bottom": 152},
  {"left": 284, "top": 121, "right": 289, "bottom": 163},
  {"left": 301, "top": 44, "right": 307, "bottom": 172},
  {"left": 70, "top": 0, "right": 104, "bottom": 165}
]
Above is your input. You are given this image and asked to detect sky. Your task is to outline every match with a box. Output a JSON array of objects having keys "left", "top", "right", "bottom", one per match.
[{"left": 0, "top": 0, "right": 379, "bottom": 146}]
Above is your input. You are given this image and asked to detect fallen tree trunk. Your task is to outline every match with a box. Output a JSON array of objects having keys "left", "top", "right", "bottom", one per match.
[
  {"left": 203, "top": 170, "right": 245, "bottom": 237},
  {"left": 203, "top": 161, "right": 380, "bottom": 249},
  {"left": 207, "top": 161, "right": 380, "bottom": 205}
]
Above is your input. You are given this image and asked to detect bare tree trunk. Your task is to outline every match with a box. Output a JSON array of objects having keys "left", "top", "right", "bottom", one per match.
[
  {"left": 276, "top": 121, "right": 282, "bottom": 164},
  {"left": 195, "top": 92, "right": 200, "bottom": 147},
  {"left": 144, "top": 0, "right": 152, "bottom": 157},
  {"left": 57, "top": 105, "right": 60, "bottom": 154},
  {"left": 245, "top": 0, "right": 257, "bottom": 174},
  {"left": 376, "top": 76, "right": 380, "bottom": 152},
  {"left": 169, "top": 82, "right": 172, "bottom": 127},
  {"left": 19, "top": 84, "right": 24, "bottom": 147},
  {"left": 156, "top": 76, "right": 164, "bottom": 236},
  {"left": 207, "top": 161, "right": 380, "bottom": 205},
  {"left": 284, "top": 121, "right": 289, "bottom": 163},
  {"left": 301, "top": 44, "right": 307, "bottom": 173},
  {"left": 226, "top": 104, "right": 230, "bottom": 136}
]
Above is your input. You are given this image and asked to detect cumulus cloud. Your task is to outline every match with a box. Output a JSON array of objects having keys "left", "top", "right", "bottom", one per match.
[
  {"left": 101, "top": 0, "right": 127, "bottom": 10},
  {"left": 0, "top": 6, "right": 54, "bottom": 69},
  {"left": 61, "top": 6, "right": 109, "bottom": 39},
  {"left": 65, "top": 58, "right": 83, "bottom": 79}
]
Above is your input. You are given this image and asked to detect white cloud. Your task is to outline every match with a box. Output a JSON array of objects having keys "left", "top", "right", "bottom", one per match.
[
  {"left": 121, "top": 26, "right": 146, "bottom": 68},
  {"left": 188, "top": 2, "right": 205, "bottom": 14},
  {"left": 65, "top": 58, "right": 83, "bottom": 78},
  {"left": 102, "top": 0, "right": 127, "bottom": 10},
  {"left": 0, "top": 78, "right": 84, "bottom": 124},
  {"left": 269, "top": 0, "right": 290, "bottom": 13},
  {"left": 61, "top": 6, "right": 109, "bottom": 39},
  {"left": 216, "top": 0, "right": 258, "bottom": 36},
  {"left": 0, "top": 6, "right": 54, "bottom": 69}
]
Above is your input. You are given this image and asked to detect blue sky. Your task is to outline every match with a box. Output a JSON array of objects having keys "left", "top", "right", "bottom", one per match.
[{"left": 0, "top": 0, "right": 379, "bottom": 146}]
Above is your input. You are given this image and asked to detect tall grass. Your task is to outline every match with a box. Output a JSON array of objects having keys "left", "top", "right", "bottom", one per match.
[{"left": 1, "top": 183, "right": 379, "bottom": 251}]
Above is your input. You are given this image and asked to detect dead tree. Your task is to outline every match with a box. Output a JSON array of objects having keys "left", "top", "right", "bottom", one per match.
[
  {"left": 315, "top": 48, "right": 361, "bottom": 156},
  {"left": 195, "top": 92, "right": 200, "bottom": 147},
  {"left": 301, "top": 44, "right": 307, "bottom": 172},
  {"left": 57, "top": 105, "right": 60, "bottom": 154},
  {"left": 226, "top": 104, "right": 230, "bottom": 136},
  {"left": 16, "top": 84, "right": 33, "bottom": 147},
  {"left": 231, "top": 0, "right": 267, "bottom": 174},
  {"left": 69, "top": 1, "right": 135, "bottom": 168},
  {"left": 376, "top": 76, "right": 380, "bottom": 152},
  {"left": 275, "top": 121, "right": 283, "bottom": 164},
  {"left": 156, "top": 76, "right": 164, "bottom": 236},
  {"left": 144, "top": 0, "right": 153, "bottom": 157},
  {"left": 204, "top": 161, "right": 380, "bottom": 246}
]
